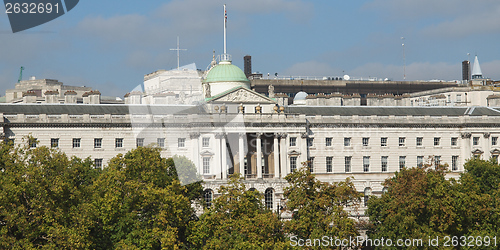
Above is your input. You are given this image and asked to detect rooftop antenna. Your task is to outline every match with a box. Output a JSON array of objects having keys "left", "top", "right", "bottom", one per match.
[
  {"left": 170, "top": 36, "right": 187, "bottom": 69},
  {"left": 224, "top": 4, "right": 227, "bottom": 55},
  {"left": 401, "top": 37, "right": 406, "bottom": 80}
]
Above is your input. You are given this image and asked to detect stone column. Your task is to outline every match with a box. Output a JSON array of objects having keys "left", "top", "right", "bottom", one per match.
[
  {"left": 214, "top": 133, "right": 222, "bottom": 179},
  {"left": 274, "top": 133, "right": 280, "bottom": 179},
  {"left": 280, "top": 133, "right": 288, "bottom": 178},
  {"left": 189, "top": 132, "right": 201, "bottom": 175},
  {"left": 461, "top": 132, "right": 471, "bottom": 169},
  {"left": 221, "top": 133, "right": 227, "bottom": 180},
  {"left": 257, "top": 133, "right": 263, "bottom": 179},
  {"left": 300, "top": 132, "right": 308, "bottom": 168},
  {"left": 484, "top": 132, "right": 491, "bottom": 160},
  {"left": 239, "top": 133, "right": 245, "bottom": 177}
]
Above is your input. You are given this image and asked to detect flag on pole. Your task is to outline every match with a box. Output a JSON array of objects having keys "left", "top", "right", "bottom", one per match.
[{"left": 224, "top": 5, "right": 227, "bottom": 27}]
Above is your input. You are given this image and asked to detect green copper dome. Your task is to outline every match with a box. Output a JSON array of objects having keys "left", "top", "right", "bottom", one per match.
[{"left": 203, "top": 62, "right": 250, "bottom": 83}]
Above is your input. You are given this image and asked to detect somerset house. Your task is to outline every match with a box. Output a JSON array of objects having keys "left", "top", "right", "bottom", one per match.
[{"left": 2, "top": 47, "right": 500, "bottom": 217}]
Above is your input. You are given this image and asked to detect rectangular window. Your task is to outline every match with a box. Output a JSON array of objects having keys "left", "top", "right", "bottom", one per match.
[
  {"left": 307, "top": 157, "right": 314, "bottom": 172},
  {"left": 202, "top": 137, "right": 210, "bottom": 147},
  {"left": 115, "top": 138, "right": 123, "bottom": 148},
  {"left": 178, "top": 138, "right": 186, "bottom": 148},
  {"left": 473, "top": 137, "right": 480, "bottom": 146},
  {"left": 325, "top": 137, "right": 332, "bottom": 147},
  {"left": 345, "top": 156, "right": 352, "bottom": 173},
  {"left": 434, "top": 156, "right": 441, "bottom": 167},
  {"left": 307, "top": 138, "right": 314, "bottom": 147},
  {"left": 73, "top": 138, "right": 81, "bottom": 148},
  {"left": 203, "top": 157, "right": 210, "bottom": 174},
  {"left": 136, "top": 138, "right": 144, "bottom": 147},
  {"left": 381, "top": 137, "right": 387, "bottom": 147},
  {"left": 344, "top": 137, "right": 351, "bottom": 147},
  {"left": 51, "top": 138, "right": 59, "bottom": 148},
  {"left": 416, "top": 137, "right": 423, "bottom": 146},
  {"left": 381, "top": 156, "right": 388, "bottom": 172},
  {"left": 452, "top": 156, "right": 459, "bottom": 171},
  {"left": 30, "top": 138, "right": 37, "bottom": 148},
  {"left": 456, "top": 94, "right": 462, "bottom": 102},
  {"left": 399, "top": 156, "right": 406, "bottom": 170},
  {"left": 493, "top": 137, "right": 498, "bottom": 146},
  {"left": 451, "top": 137, "right": 458, "bottom": 146},
  {"left": 94, "top": 159, "right": 103, "bottom": 169},
  {"left": 326, "top": 157, "right": 333, "bottom": 173},
  {"left": 290, "top": 137, "right": 297, "bottom": 147},
  {"left": 157, "top": 138, "right": 165, "bottom": 148},
  {"left": 290, "top": 156, "right": 297, "bottom": 172},
  {"left": 363, "top": 156, "right": 370, "bottom": 172},
  {"left": 399, "top": 137, "right": 406, "bottom": 147},
  {"left": 362, "top": 137, "right": 369, "bottom": 147},
  {"left": 417, "top": 156, "right": 424, "bottom": 168},
  {"left": 94, "top": 138, "right": 102, "bottom": 149},
  {"left": 434, "top": 137, "right": 440, "bottom": 146}
]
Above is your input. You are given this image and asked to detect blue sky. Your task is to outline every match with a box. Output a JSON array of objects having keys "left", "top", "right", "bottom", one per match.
[{"left": 1, "top": 0, "right": 499, "bottom": 97}]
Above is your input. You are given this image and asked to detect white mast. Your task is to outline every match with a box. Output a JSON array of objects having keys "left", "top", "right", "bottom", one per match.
[{"left": 224, "top": 4, "right": 227, "bottom": 55}]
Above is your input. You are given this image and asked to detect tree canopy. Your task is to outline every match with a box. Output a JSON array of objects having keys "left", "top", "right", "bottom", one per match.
[
  {"left": 367, "top": 159, "right": 500, "bottom": 249},
  {"left": 0, "top": 141, "right": 202, "bottom": 249}
]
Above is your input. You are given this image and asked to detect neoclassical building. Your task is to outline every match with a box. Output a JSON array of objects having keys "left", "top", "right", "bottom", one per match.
[{"left": 2, "top": 53, "right": 500, "bottom": 217}]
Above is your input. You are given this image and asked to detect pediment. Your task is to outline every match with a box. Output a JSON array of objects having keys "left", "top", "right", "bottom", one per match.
[
  {"left": 288, "top": 150, "right": 301, "bottom": 156},
  {"left": 200, "top": 150, "right": 215, "bottom": 156},
  {"left": 207, "top": 87, "right": 276, "bottom": 104},
  {"left": 491, "top": 149, "right": 500, "bottom": 155},
  {"left": 472, "top": 149, "right": 484, "bottom": 155}
]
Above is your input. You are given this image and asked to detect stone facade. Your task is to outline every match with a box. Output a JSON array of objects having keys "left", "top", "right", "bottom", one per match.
[{"left": 2, "top": 103, "right": 500, "bottom": 217}]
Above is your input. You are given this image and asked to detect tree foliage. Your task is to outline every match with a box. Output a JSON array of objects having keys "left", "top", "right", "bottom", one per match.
[
  {"left": 0, "top": 140, "right": 202, "bottom": 249},
  {"left": 367, "top": 160, "right": 500, "bottom": 249},
  {"left": 283, "top": 167, "right": 361, "bottom": 248},
  {"left": 189, "top": 174, "right": 288, "bottom": 249},
  {"left": 0, "top": 140, "right": 99, "bottom": 249}
]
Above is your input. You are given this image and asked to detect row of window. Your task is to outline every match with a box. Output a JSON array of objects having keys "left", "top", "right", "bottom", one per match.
[
  {"left": 290, "top": 155, "right": 460, "bottom": 173},
  {"left": 290, "top": 136, "right": 499, "bottom": 147},
  {"left": 30, "top": 138, "right": 171, "bottom": 149},
  {"left": 203, "top": 188, "right": 274, "bottom": 209},
  {"left": 30, "top": 135, "right": 497, "bottom": 149}
]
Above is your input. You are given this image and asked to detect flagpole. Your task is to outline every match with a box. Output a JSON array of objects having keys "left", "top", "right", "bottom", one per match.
[{"left": 224, "top": 4, "right": 227, "bottom": 55}]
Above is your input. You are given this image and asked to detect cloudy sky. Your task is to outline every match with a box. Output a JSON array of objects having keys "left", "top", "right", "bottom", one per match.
[{"left": 1, "top": 0, "right": 499, "bottom": 97}]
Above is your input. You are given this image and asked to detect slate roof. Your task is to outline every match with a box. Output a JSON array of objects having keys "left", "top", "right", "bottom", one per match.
[
  {"left": 286, "top": 106, "right": 500, "bottom": 117},
  {"left": 1, "top": 104, "right": 500, "bottom": 117},
  {"left": 0, "top": 104, "right": 207, "bottom": 115}
]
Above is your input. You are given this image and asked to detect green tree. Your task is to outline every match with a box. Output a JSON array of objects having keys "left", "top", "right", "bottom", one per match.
[
  {"left": 458, "top": 158, "right": 500, "bottom": 243},
  {"left": 188, "top": 174, "right": 288, "bottom": 249},
  {"left": 366, "top": 164, "right": 485, "bottom": 249},
  {"left": 87, "top": 147, "right": 202, "bottom": 249},
  {"left": 283, "top": 167, "right": 361, "bottom": 249},
  {"left": 0, "top": 139, "right": 99, "bottom": 249}
]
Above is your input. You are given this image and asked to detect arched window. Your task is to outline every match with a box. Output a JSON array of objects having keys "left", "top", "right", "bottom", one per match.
[
  {"left": 203, "top": 189, "right": 213, "bottom": 208},
  {"left": 364, "top": 187, "right": 372, "bottom": 207},
  {"left": 382, "top": 187, "right": 388, "bottom": 194},
  {"left": 265, "top": 188, "right": 274, "bottom": 210}
]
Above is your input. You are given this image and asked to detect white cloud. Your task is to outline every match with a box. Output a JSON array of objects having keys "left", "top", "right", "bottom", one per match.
[
  {"left": 481, "top": 60, "right": 500, "bottom": 80},
  {"left": 422, "top": 5, "right": 500, "bottom": 38},
  {"left": 364, "top": 0, "right": 500, "bottom": 38},
  {"left": 364, "top": 0, "right": 498, "bottom": 20},
  {"left": 282, "top": 61, "right": 340, "bottom": 77},
  {"left": 349, "top": 62, "right": 461, "bottom": 81}
]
